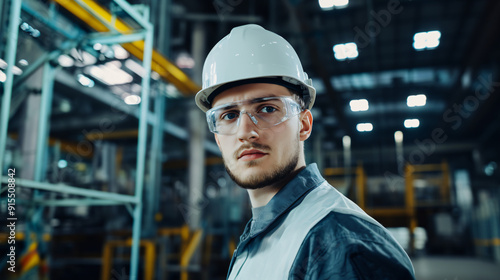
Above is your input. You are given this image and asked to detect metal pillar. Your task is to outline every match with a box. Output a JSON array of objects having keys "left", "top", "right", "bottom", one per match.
[
  {"left": 187, "top": 106, "right": 206, "bottom": 229},
  {"left": 129, "top": 6, "right": 154, "bottom": 279},
  {"left": 19, "top": 94, "right": 41, "bottom": 180},
  {"left": 0, "top": 0, "right": 22, "bottom": 175},
  {"left": 144, "top": 91, "right": 166, "bottom": 237},
  {"left": 157, "top": 0, "right": 171, "bottom": 57},
  {"left": 34, "top": 62, "right": 56, "bottom": 182},
  {"left": 187, "top": 21, "right": 206, "bottom": 230}
]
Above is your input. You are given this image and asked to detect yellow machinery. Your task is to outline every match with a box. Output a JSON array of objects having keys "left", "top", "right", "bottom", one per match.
[
  {"left": 101, "top": 225, "right": 203, "bottom": 280},
  {"left": 406, "top": 161, "right": 451, "bottom": 207},
  {"left": 324, "top": 160, "right": 451, "bottom": 254}
]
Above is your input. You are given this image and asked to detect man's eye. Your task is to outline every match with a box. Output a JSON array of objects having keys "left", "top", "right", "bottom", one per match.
[
  {"left": 259, "top": 106, "right": 278, "bottom": 114},
  {"left": 220, "top": 111, "right": 239, "bottom": 121}
]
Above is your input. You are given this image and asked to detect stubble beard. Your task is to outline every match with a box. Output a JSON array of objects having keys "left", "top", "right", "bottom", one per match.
[{"left": 223, "top": 139, "right": 300, "bottom": 190}]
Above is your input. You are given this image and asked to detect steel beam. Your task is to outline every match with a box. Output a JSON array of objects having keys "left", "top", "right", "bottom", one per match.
[
  {"left": 86, "top": 31, "right": 147, "bottom": 45},
  {"left": 33, "top": 199, "right": 126, "bottom": 207},
  {"left": 129, "top": 11, "right": 153, "bottom": 279},
  {"left": 113, "top": 0, "right": 151, "bottom": 29},
  {"left": 21, "top": 1, "right": 81, "bottom": 39},
  {"left": 0, "top": 177, "right": 139, "bottom": 204}
]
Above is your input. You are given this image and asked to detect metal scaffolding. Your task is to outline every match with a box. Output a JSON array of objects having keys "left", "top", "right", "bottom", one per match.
[{"left": 0, "top": 0, "right": 156, "bottom": 278}]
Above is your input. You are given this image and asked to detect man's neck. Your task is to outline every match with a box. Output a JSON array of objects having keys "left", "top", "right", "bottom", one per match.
[{"left": 247, "top": 165, "right": 306, "bottom": 208}]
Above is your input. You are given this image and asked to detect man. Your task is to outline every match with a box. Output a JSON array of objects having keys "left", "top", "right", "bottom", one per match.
[{"left": 195, "top": 24, "right": 415, "bottom": 280}]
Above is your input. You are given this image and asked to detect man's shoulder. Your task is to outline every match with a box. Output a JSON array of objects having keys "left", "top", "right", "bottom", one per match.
[
  {"left": 309, "top": 210, "right": 393, "bottom": 242},
  {"left": 289, "top": 212, "right": 416, "bottom": 280}
]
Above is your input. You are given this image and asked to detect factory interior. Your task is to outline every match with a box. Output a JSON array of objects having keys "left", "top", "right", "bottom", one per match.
[{"left": 1, "top": 0, "right": 500, "bottom": 279}]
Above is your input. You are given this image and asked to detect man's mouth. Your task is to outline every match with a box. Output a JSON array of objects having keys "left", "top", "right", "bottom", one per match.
[{"left": 238, "top": 149, "right": 268, "bottom": 161}]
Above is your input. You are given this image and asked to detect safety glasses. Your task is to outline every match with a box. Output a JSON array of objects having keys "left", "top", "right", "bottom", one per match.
[{"left": 206, "top": 96, "right": 303, "bottom": 135}]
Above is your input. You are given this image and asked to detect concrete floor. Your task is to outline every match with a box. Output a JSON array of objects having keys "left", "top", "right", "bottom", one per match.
[{"left": 412, "top": 256, "right": 500, "bottom": 280}]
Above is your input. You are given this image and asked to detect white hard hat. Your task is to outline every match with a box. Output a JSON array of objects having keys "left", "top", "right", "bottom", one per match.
[{"left": 195, "top": 24, "right": 316, "bottom": 112}]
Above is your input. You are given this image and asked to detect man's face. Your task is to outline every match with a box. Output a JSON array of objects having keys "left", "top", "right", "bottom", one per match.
[{"left": 212, "top": 83, "right": 311, "bottom": 190}]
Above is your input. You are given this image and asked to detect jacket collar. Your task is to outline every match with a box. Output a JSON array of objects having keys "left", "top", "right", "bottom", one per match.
[{"left": 249, "top": 163, "right": 325, "bottom": 237}]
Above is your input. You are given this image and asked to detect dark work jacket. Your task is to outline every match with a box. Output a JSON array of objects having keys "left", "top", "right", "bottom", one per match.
[{"left": 227, "top": 164, "right": 415, "bottom": 280}]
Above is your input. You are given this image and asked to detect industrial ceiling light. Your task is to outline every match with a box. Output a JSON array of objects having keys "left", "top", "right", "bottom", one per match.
[
  {"left": 404, "top": 119, "right": 420, "bottom": 128},
  {"left": 349, "top": 99, "right": 369, "bottom": 111},
  {"left": 58, "top": 54, "right": 75, "bottom": 67},
  {"left": 333, "top": 42, "right": 358, "bottom": 61},
  {"left": 0, "top": 58, "right": 23, "bottom": 75},
  {"left": 407, "top": 94, "right": 427, "bottom": 107},
  {"left": 356, "top": 123, "right": 373, "bottom": 132},
  {"left": 319, "top": 0, "right": 349, "bottom": 10},
  {"left": 125, "top": 59, "right": 145, "bottom": 77},
  {"left": 77, "top": 74, "right": 95, "bottom": 88},
  {"left": 124, "top": 94, "right": 141, "bottom": 105},
  {"left": 342, "top": 135, "right": 351, "bottom": 148},
  {"left": 88, "top": 61, "right": 133, "bottom": 86},
  {"left": 0, "top": 70, "right": 6, "bottom": 83},
  {"left": 112, "top": 44, "right": 129, "bottom": 60},
  {"left": 413, "top": 30, "right": 441, "bottom": 50},
  {"left": 18, "top": 59, "right": 29, "bottom": 67},
  {"left": 93, "top": 43, "right": 102, "bottom": 51},
  {"left": 394, "top": 131, "right": 403, "bottom": 143},
  {"left": 58, "top": 159, "right": 68, "bottom": 168}
]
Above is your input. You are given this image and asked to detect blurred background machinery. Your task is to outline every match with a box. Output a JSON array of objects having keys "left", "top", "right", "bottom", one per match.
[{"left": 1, "top": 0, "right": 500, "bottom": 279}]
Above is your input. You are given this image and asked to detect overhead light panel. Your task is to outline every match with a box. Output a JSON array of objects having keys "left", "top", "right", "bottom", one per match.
[
  {"left": 394, "top": 131, "right": 403, "bottom": 143},
  {"left": 0, "top": 58, "right": 7, "bottom": 68},
  {"left": 319, "top": 0, "right": 349, "bottom": 10},
  {"left": 413, "top": 30, "right": 441, "bottom": 50},
  {"left": 124, "top": 94, "right": 141, "bottom": 105},
  {"left": 18, "top": 59, "right": 29, "bottom": 67},
  {"left": 125, "top": 59, "right": 145, "bottom": 77},
  {"left": 404, "top": 119, "right": 420, "bottom": 128},
  {"left": 93, "top": 43, "right": 102, "bottom": 51},
  {"left": 0, "top": 58, "right": 23, "bottom": 75},
  {"left": 0, "top": 70, "right": 6, "bottom": 83},
  {"left": 333, "top": 42, "right": 358, "bottom": 61},
  {"left": 407, "top": 94, "right": 427, "bottom": 107},
  {"left": 88, "top": 61, "right": 133, "bottom": 86},
  {"left": 71, "top": 49, "right": 97, "bottom": 66},
  {"left": 356, "top": 123, "right": 373, "bottom": 132},
  {"left": 349, "top": 99, "right": 369, "bottom": 111},
  {"left": 77, "top": 74, "right": 95, "bottom": 88},
  {"left": 58, "top": 55, "right": 75, "bottom": 67},
  {"left": 112, "top": 44, "right": 129, "bottom": 59},
  {"left": 11, "top": 66, "right": 22, "bottom": 75},
  {"left": 342, "top": 135, "right": 351, "bottom": 148},
  {"left": 175, "top": 52, "right": 195, "bottom": 69}
]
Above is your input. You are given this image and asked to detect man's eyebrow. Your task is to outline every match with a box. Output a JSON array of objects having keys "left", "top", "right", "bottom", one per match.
[
  {"left": 219, "top": 104, "right": 238, "bottom": 110},
  {"left": 249, "top": 96, "right": 280, "bottom": 104},
  {"left": 250, "top": 97, "right": 268, "bottom": 104},
  {"left": 216, "top": 96, "right": 280, "bottom": 109}
]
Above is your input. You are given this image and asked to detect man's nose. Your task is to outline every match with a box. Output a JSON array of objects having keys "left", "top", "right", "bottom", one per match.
[{"left": 236, "top": 112, "right": 259, "bottom": 140}]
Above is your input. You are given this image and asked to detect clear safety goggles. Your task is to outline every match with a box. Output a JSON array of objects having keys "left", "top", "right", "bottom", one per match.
[{"left": 206, "top": 96, "right": 303, "bottom": 135}]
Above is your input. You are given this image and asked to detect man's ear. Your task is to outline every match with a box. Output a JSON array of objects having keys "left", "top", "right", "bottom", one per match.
[
  {"left": 214, "top": 133, "right": 221, "bottom": 149},
  {"left": 299, "top": 110, "right": 313, "bottom": 141}
]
